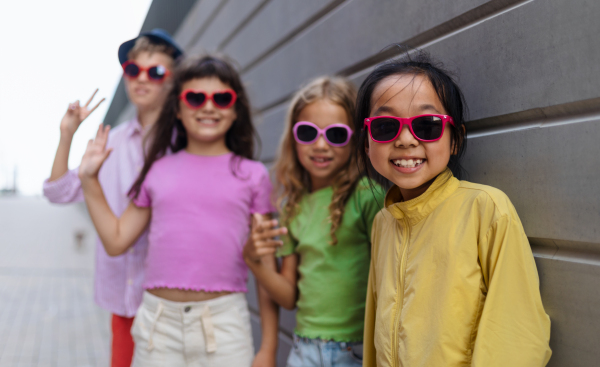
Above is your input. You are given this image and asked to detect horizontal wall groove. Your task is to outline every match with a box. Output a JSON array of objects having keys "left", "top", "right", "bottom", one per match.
[
  {"left": 531, "top": 237, "right": 600, "bottom": 267},
  {"left": 467, "top": 97, "right": 600, "bottom": 138},
  {"left": 184, "top": 0, "right": 229, "bottom": 50},
  {"left": 240, "top": 0, "right": 348, "bottom": 74},
  {"left": 217, "top": 0, "right": 271, "bottom": 51},
  {"left": 338, "top": 0, "right": 534, "bottom": 78},
  {"left": 254, "top": 0, "right": 534, "bottom": 115}
]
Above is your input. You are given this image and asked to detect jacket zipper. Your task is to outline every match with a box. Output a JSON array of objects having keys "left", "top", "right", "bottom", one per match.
[{"left": 391, "top": 218, "right": 410, "bottom": 367}]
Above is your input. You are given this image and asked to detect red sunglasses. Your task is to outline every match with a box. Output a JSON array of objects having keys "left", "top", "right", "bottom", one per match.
[
  {"left": 122, "top": 61, "right": 170, "bottom": 82},
  {"left": 364, "top": 114, "right": 454, "bottom": 143},
  {"left": 179, "top": 89, "right": 237, "bottom": 109}
]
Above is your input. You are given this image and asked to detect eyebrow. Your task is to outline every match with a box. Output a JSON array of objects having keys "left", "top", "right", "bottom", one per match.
[
  {"left": 417, "top": 104, "right": 442, "bottom": 114},
  {"left": 373, "top": 105, "right": 395, "bottom": 115}
]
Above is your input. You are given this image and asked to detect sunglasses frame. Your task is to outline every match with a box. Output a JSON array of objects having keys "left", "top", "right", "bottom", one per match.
[
  {"left": 364, "top": 114, "right": 455, "bottom": 143},
  {"left": 122, "top": 61, "right": 170, "bottom": 82},
  {"left": 293, "top": 121, "right": 354, "bottom": 147},
  {"left": 179, "top": 89, "right": 238, "bottom": 110}
]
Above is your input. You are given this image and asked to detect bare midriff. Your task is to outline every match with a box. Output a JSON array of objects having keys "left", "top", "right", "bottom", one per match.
[{"left": 147, "top": 288, "right": 233, "bottom": 302}]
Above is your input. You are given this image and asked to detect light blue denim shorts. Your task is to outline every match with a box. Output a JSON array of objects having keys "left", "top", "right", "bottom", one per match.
[{"left": 286, "top": 334, "right": 363, "bottom": 367}]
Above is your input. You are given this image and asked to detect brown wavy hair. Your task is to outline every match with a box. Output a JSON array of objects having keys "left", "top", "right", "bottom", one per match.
[
  {"left": 274, "top": 76, "right": 359, "bottom": 245},
  {"left": 129, "top": 55, "right": 257, "bottom": 199}
]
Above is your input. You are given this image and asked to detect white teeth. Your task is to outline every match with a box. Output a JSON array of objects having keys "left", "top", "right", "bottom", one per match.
[
  {"left": 393, "top": 158, "right": 424, "bottom": 168},
  {"left": 199, "top": 119, "right": 217, "bottom": 124},
  {"left": 312, "top": 157, "right": 330, "bottom": 163}
]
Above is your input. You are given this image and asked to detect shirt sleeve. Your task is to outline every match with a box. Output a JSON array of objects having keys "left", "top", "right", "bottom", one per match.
[
  {"left": 131, "top": 178, "right": 152, "bottom": 208},
  {"left": 472, "top": 210, "right": 552, "bottom": 366},
  {"left": 43, "top": 168, "right": 84, "bottom": 203},
  {"left": 250, "top": 164, "right": 275, "bottom": 215}
]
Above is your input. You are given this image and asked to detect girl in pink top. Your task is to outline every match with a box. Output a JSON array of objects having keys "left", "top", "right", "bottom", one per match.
[{"left": 78, "top": 56, "right": 278, "bottom": 367}]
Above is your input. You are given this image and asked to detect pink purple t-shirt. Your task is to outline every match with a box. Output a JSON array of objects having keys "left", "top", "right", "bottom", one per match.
[{"left": 132, "top": 150, "right": 274, "bottom": 293}]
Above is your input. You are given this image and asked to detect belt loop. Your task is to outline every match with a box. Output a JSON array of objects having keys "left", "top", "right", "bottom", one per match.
[
  {"left": 201, "top": 304, "right": 217, "bottom": 353},
  {"left": 147, "top": 302, "right": 164, "bottom": 351}
]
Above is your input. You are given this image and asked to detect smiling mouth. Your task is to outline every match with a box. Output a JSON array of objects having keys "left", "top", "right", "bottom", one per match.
[
  {"left": 197, "top": 118, "right": 219, "bottom": 125},
  {"left": 311, "top": 157, "right": 333, "bottom": 163},
  {"left": 391, "top": 158, "right": 425, "bottom": 168}
]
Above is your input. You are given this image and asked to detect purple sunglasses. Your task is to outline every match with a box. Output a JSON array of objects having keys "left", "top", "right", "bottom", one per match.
[{"left": 293, "top": 121, "right": 353, "bottom": 147}]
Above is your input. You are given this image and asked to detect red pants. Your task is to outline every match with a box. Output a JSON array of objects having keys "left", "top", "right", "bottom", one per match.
[{"left": 111, "top": 314, "right": 135, "bottom": 367}]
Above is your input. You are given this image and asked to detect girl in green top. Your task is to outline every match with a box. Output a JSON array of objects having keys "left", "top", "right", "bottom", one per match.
[{"left": 243, "top": 76, "right": 385, "bottom": 366}]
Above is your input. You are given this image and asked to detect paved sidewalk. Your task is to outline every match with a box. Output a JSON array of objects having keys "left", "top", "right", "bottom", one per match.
[{"left": 0, "top": 196, "right": 110, "bottom": 367}]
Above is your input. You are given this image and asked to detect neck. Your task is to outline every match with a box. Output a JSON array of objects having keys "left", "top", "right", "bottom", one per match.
[
  {"left": 136, "top": 105, "right": 162, "bottom": 129},
  {"left": 185, "top": 137, "right": 230, "bottom": 156},
  {"left": 398, "top": 176, "right": 436, "bottom": 202},
  {"left": 310, "top": 175, "right": 335, "bottom": 192}
]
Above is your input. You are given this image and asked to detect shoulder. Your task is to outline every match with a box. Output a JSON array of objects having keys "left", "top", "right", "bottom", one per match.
[
  {"left": 353, "top": 176, "right": 386, "bottom": 202},
  {"left": 107, "top": 120, "right": 134, "bottom": 139},
  {"left": 236, "top": 157, "right": 270, "bottom": 181},
  {"left": 455, "top": 180, "right": 516, "bottom": 218}
]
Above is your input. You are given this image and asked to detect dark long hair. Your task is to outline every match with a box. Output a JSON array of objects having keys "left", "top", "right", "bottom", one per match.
[
  {"left": 129, "top": 55, "right": 257, "bottom": 198},
  {"left": 356, "top": 50, "right": 468, "bottom": 187}
]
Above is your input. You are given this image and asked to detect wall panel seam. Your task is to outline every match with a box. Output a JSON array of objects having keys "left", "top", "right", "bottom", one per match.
[
  {"left": 217, "top": 0, "right": 272, "bottom": 51},
  {"left": 184, "top": 0, "right": 230, "bottom": 50},
  {"left": 240, "top": 0, "right": 349, "bottom": 73}
]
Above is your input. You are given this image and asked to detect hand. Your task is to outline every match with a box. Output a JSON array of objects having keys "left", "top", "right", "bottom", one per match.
[
  {"left": 60, "top": 89, "right": 105, "bottom": 138},
  {"left": 78, "top": 124, "right": 112, "bottom": 181},
  {"left": 244, "top": 213, "right": 288, "bottom": 264},
  {"left": 251, "top": 348, "right": 276, "bottom": 367}
]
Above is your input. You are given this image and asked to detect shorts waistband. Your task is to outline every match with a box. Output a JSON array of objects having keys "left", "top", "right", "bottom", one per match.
[
  {"left": 293, "top": 334, "right": 362, "bottom": 348},
  {"left": 141, "top": 291, "right": 246, "bottom": 317}
]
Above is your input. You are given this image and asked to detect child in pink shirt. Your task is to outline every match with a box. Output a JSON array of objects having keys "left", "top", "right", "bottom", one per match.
[
  {"left": 78, "top": 55, "right": 278, "bottom": 367},
  {"left": 43, "top": 29, "right": 182, "bottom": 367}
]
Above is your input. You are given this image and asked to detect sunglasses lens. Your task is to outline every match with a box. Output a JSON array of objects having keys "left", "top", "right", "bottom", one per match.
[
  {"left": 148, "top": 65, "right": 167, "bottom": 80},
  {"left": 123, "top": 63, "right": 140, "bottom": 77},
  {"left": 185, "top": 92, "right": 206, "bottom": 108},
  {"left": 325, "top": 127, "right": 349, "bottom": 145},
  {"left": 370, "top": 118, "right": 400, "bottom": 142},
  {"left": 412, "top": 116, "right": 444, "bottom": 140},
  {"left": 296, "top": 124, "right": 318, "bottom": 143},
  {"left": 212, "top": 92, "right": 234, "bottom": 108}
]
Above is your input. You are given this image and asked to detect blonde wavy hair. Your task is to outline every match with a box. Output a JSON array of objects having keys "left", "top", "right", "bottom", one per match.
[{"left": 273, "top": 76, "right": 359, "bottom": 245}]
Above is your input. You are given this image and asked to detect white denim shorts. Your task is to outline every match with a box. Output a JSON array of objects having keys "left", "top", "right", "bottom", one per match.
[{"left": 131, "top": 291, "right": 254, "bottom": 367}]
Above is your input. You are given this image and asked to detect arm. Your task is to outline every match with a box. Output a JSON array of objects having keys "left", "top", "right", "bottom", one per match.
[
  {"left": 472, "top": 214, "right": 551, "bottom": 366},
  {"left": 243, "top": 214, "right": 298, "bottom": 310},
  {"left": 79, "top": 124, "right": 150, "bottom": 256},
  {"left": 252, "top": 255, "right": 279, "bottom": 367},
  {"left": 49, "top": 89, "right": 105, "bottom": 181}
]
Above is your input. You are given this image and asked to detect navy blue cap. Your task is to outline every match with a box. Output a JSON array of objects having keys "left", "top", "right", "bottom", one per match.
[{"left": 118, "top": 28, "right": 183, "bottom": 65}]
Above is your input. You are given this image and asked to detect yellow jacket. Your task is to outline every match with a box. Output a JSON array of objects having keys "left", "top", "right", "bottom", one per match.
[{"left": 364, "top": 169, "right": 551, "bottom": 367}]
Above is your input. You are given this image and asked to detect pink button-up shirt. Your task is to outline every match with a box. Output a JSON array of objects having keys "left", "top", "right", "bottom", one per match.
[{"left": 43, "top": 118, "right": 148, "bottom": 317}]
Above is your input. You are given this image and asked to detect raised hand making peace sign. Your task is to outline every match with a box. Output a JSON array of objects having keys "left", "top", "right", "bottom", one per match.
[
  {"left": 78, "top": 124, "right": 112, "bottom": 180},
  {"left": 60, "top": 89, "right": 105, "bottom": 138}
]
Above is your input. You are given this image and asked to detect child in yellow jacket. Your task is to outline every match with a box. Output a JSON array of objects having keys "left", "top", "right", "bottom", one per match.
[{"left": 356, "top": 52, "right": 551, "bottom": 367}]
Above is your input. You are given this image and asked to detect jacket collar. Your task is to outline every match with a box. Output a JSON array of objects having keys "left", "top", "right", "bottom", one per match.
[
  {"left": 384, "top": 168, "right": 459, "bottom": 226},
  {"left": 126, "top": 117, "right": 144, "bottom": 137}
]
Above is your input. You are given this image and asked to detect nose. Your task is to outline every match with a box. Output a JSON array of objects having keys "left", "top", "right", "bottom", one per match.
[
  {"left": 313, "top": 134, "right": 329, "bottom": 150},
  {"left": 200, "top": 98, "right": 217, "bottom": 112},
  {"left": 395, "top": 125, "right": 419, "bottom": 148},
  {"left": 137, "top": 69, "right": 149, "bottom": 82}
]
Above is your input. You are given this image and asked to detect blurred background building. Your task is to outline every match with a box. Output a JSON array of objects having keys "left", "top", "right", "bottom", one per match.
[{"left": 102, "top": 0, "right": 600, "bottom": 366}]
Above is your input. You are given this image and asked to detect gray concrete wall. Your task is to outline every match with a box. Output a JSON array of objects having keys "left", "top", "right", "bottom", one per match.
[{"left": 109, "top": 0, "right": 600, "bottom": 365}]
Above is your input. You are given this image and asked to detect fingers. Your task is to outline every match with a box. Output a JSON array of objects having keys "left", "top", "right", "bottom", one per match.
[
  {"left": 102, "top": 148, "right": 113, "bottom": 162},
  {"left": 84, "top": 89, "right": 98, "bottom": 107},
  {"left": 88, "top": 97, "right": 106, "bottom": 113}
]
